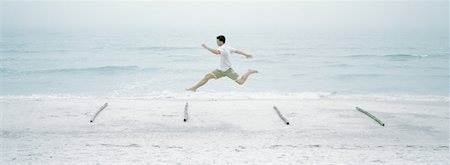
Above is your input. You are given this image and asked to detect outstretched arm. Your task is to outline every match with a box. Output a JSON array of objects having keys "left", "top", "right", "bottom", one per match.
[
  {"left": 234, "top": 50, "right": 253, "bottom": 59},
  {"left": 201, "top": 44, "right": 220, "bottom": 55}
]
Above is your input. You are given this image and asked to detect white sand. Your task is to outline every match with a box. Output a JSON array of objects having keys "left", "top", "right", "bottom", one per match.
[{"left": 1, "top": 94, "right": 449, "bottom": 164}]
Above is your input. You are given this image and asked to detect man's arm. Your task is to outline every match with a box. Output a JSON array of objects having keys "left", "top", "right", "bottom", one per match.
[
  {"left": 234, "top": 50, "right": 253, "bottom": 59},
  {"left": 201, "top": 44, "right": 220, "bottom": 55}
]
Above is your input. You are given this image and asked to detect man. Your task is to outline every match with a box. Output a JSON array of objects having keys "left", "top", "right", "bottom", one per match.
[{"left": 187, "top": 35, "right": 258, "bottom": 92}]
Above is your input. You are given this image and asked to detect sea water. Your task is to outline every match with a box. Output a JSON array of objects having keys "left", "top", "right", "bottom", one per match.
[{"left": 1, "top": 29, "right": 448, "bottom": 98}]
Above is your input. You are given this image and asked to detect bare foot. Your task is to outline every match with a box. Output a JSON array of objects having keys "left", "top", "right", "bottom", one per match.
[
  {"left": 248, "top": 69, "right": 258, "bottom": 74},
  {"left": 186, "top": 88, "right": 197, "bottom": 92}
]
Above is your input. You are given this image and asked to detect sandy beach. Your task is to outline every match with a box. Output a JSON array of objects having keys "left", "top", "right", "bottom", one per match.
[{"left": 1, "top": 94, "right": 448, "bottom": 164}]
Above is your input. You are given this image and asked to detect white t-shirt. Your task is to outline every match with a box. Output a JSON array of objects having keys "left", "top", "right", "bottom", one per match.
[{"left": 217, "top": 44, "right": 237, "bottom": 71}]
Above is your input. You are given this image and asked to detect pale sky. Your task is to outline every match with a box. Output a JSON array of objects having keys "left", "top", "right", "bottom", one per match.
[{"left": 1, "top": 0, "right": 448, "bottom": 33}]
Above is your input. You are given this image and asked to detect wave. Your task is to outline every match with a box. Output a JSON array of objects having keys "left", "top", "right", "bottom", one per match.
[
  {"left": 41, "top": 65, "right": 140, "bottom": 73},
  {"left": 342, "top": 53, "right": 445, "bottom": 62},
  {"left": 0, "top": 66, "right": 153, "bottom": 75},
  {"left": 334, "top": 73, "right": 449, "bottom": 79},
  {"left": 335, "top": 73, "right": 384, "bottom": 78},
  {"left": 1, "top": 66, "right": 216, "bottom": 76},
  {"left": 345, "top": 54, "right": 432, "bottom": 59},
  {"left": 134, "top": 46, "right": 198, "bottom": 51},
  {"left": 326, "top": 64, "right": 353, "bottom": 68},
  {"left": 0, "top": 91, "right": 447, "bottom": 102},
  {"left": 253, "top": 59, "right": 277, "bottom": 63},
  {"left": 2, "top": 49, "right": 71, "bottom": 54},
  {"left": 278, "top": 53, "right": 297, "bottom": 56},
  {"left": 383, "top": 54, "right": 430, "bottom": 58},
  {"left": 0, "top": 57, "right": 69, "bottom": 62},
  {"left": 1, "top": 50, "right": 40, "bottom": 54}
]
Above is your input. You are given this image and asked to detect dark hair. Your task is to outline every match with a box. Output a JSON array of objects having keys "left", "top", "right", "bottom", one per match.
[{"left": 216, "top": 35, "right": 226, "bottom": 43}]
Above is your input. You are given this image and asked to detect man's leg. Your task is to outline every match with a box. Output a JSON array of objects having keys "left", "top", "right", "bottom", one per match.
[
  {"left": 187, "top": 73, "right": 215, "bottom": 92},
  {"left": 235, "top": 69, "right": 258, "bottom": 85}
]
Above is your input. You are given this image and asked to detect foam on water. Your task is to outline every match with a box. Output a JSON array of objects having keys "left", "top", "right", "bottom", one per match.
[{"left": 0, "top": 91, "right": 447, "bottom": 102}]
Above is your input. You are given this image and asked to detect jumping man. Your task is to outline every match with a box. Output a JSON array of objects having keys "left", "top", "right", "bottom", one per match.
[{"left": 187, "top": 35, "right": 258, "bottom": 92}]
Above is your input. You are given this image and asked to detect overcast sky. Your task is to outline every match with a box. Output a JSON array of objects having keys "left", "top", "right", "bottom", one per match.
[{"left": 1, "top": 0, "right": 448, "bottom": 33}]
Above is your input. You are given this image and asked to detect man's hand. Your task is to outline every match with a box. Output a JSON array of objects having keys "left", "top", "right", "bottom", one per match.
[
  {"left": 235, "top": 50, "right": 253, "bottom": 59},
  {"left": 202, "top": 43, "right": 220, "bottom": 55}
]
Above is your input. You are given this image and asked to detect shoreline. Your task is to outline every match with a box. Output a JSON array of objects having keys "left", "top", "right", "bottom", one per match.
[{"left": 0, "top": 91, "right": 448, "bottom": 101}]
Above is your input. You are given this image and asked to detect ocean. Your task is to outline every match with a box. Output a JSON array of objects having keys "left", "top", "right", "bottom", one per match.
[{"left": 1, "top": 29, "right": 448, "bottom": 98}]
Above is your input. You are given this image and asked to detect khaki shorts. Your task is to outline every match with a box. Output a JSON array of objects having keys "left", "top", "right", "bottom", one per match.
[{"left": 211, "top": 68, "right": 239, "bottom": 80}]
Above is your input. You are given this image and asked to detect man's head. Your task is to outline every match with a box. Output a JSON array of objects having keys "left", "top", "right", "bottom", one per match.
[{"left": 216, "top": 35, "right": 225, "bottom": 46}]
